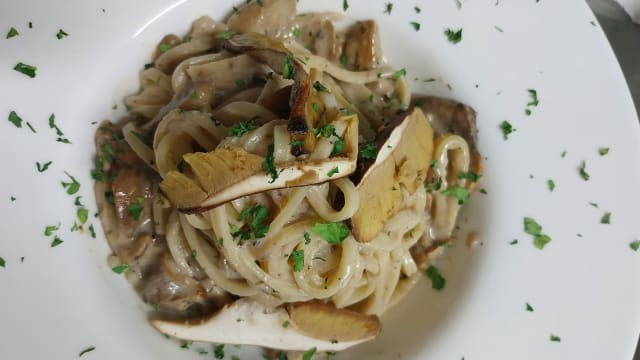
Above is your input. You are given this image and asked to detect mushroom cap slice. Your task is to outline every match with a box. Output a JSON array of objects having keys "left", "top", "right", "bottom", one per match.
[
  {"left": 152, "top": 298, "right": 376, "bottom": 352},
  {"left": 350, "top": 107, "right": 434, "bottom": 242},
  {"left": 160, "top": 114, "right": 359, "bottom": 213}
]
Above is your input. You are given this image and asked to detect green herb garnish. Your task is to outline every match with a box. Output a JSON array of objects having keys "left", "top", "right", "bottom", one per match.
[
  {"left": 343, "top": 0, "right": 349, "bottom": 11},
  {"left": 291, "top": 249, "right": 304, "bottom": 272},
  {"left": 14, "top": 62, "right": 37, "bottom": 78},
  {"left": 410, "top": 22, "right": 421, "bottom": 31},
  {"left": 630, "top": 240, "right": 639, "bottom": 252},
  {"left": 327, "top": 167, "right": 339, "bottom": 177},
  {"left": 524, "top": 217, "right": 552, "bottom": 250},
  {"left": 44, "top": 224, "right": 60, "bottom": 236},
  {"left": 215, "top": 31, "right": 236, "bottom": 39},
  {"left": 547, "top": 179, "right": 555, "bottom": 191},
  {"left": 509, "top": 239, "right": 518, "bottom": 245},
  {"left": 180, "top": 341, "right": 192, "bottom": 349},
  {"left": 36, "top": 161, "right": 52, "bottom": 173},
  {"left": 77, "top": 207, "right": 89, "bottom": 225},
  {"left": 313, "top": 81, "right": 330, "bottom": 93},
  {"left": 600, "top": 212, "right": 611, "bottom": 224},
  {"left": 441, "top": 185, "right": 470, "bottom": 204},
  {"left": 235, "top": 79, "right": 246, "bottom": 88},
  {"left": 8, "top": 111, "right": 23, "bottom": 128},
  {"left": 598, "top": 147, "right": 609, "bottom": 156},
  {"left": 314, "top": 124, "right": 336, "bottom": 138},
  {"left": 444, "top": 28, "right": 463, "bottom": 44},
  {"left": 0, "top": 257, "right": 4, "bottom": 268},
  {"left": 550, "top": 334, "right": 561, "bottom": 342},
  {"left": 359, "top": 142, "right": 377, "bottom": 160},
  {"left": 292, "top": 27, "right": 301, "bottom": 37},
  {"left": 458, "top": 171, "right": 481, "bottom": 182},
  {"left": 391, "top": 68, "right": 406, "bottom": 80},
  {"left": 499, "top": 120, "right": 515, "bottom": 140},
  {"left": 89, "top": 224, "right": 96, "bottom": 238},
  {"left": 158, "top": 42, "right": 172, "bottom": 53},
  {"left": 302, "top": 347, "right": 317, "bottom": 360},
  {"left": 263, "top": 143, "right": 278, "bottom": 183},
  {"left": 311, "top": 222, "right": 349, "bottom": 244},
  {"left": 414, "top": 6, "right": 421, "bottom": 13},
  {"left": 283, "top": 54, "right": 295, "bottom": 80},
  {"left": 213, "top": 344, "right": 225, "bottom": 359},
  {"left": 425, "top": 265, "right": 446, "bottom": 290},
  {"left": 129, "top": 197, "right": 145, "bottom": 220},
  {"left": 527, "top": 89, "right": 539, "bottom": 107},
  {"left": 228, "top": 120, "right": 256, "bottom": 137},
  {"left": 237, "top": 204, "right": 270, "bottom": 239},
  {"left": 6, "top": 27, "right": 19, "bottom": 39},
  {"left": 51, "top": 236, "right": 63, "bottom": 247},
  {"left": 111, "top": 264, "right": 129, "bottom": 274},
  {"left": 579, "top": 161, "right": 590, "bottom": 181},
  {"left": 312, "top": 102, "right": 321, "bottom": 113},
  {"left": 304, "top": 232, "right": 311, "bottom": 245},
  {"left": 331, "top": 136, "right": 345, "bottom": 156},
  {"left": 384, "top": 2, "right": 393, "bottom": 14},
  {"left": 49, "top": 113, "right": 71, "bottom": 143},
  {"left": 78, "top": 346, "right": 96, "bottom": 357},
  {"left": 526, "top": 303, "right": 534, "bottom": 312},
  {"left": 61, "top": 172, "right": 80, "bottom": 195},
  {"left": 282, "top": 320, "right": 290, "bottom": 328},
  {"left": 56, "top": 29, "right": 69, "bottom": 39}
]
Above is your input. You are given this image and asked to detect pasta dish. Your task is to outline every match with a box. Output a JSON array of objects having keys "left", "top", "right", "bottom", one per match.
[{"left": 92, "top": 0, "right": 483, "bottom": 356}]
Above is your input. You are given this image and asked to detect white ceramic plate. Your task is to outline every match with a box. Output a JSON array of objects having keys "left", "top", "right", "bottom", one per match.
[{"left": 1, "top": 0, "right": 639, "bottom": 359}]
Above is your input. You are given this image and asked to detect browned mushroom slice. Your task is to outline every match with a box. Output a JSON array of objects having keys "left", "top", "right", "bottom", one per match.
[
  {"left": 287, "top": 301, "right": 381, "bottom": 342},
  {"left": 413, "top": 96, "right": 483, "bottom": 190},
  {"left": 350, "top": 108, "right": 434, "bottom": 242},
  {"left": 223, "top": 33, "right": 317, "bottom": 154},
  {"left": 342, "top": 20, "right": 382, "bottom": 71},
  {"left": 226, "top": 0, "right": 297, "bottom": 38},
  {"left": 152, "top": 298, "right": 374, "bottom": 351},
  {"left": 160, "top": 113, "right": 358, "bottom": 212}
]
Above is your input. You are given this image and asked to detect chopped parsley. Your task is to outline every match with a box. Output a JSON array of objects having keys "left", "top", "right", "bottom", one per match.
[
  {"left": 327, "top": 167, "right": 339, "bottom": 177},
  {"left": 314, "top": 124, "right": 336, "bottom": 138},
  {"left": 129, "top": 197, "right": 145, "bottom": 220},
  {"left": 51, "top": 236, "right": 63, "bottom": 247},
  {"left": 339, "top": 54, "right": 347, "bottom": 67},
  {"left": 289, "top": 140, "right": 304, "bottom": 147},
  {"left": 302, "top": 347, "right": 317, "bottom": 360},
  {"left": 425, "top": 265, "right": 446, "bottom": 290},
  {"left": 291, "top": 249, "right": 304, "bottom": 272},
  {"left": 228, "top": 120, "right": 256, "bottom": 137},
  {"left": 527, "top": 89, "right": 539, "bottom": 106},
  {"left": 509, "top": 239, "right": 518, "bottom": 245},
  {"left": 600, "top": 212, "right": 611, "bottom": 224},
  {"left": 391, "top": 68, "right": 406, "bottom": 80},
  {"left": 311, "top": 222, "right": 349, "bottom": 244},
  {"left": 158, "top": 42, "right": 173, "bottom": 53},
  {"left": 130, "top": 130, "right": 148, "bottom": 145},
  {"left": 263, "top": 143, "right": 278, "bottom": 183},
  {"left": 495, "top": 26, "right": 504, "bottom": 32},
  {"left": 77, "top": 207, "right": 89, "bottom": 225},
  {"left": 44, "top": 224, "right": 60, "bottom": 236},
  {"left": 331, "top": 136, "right": 345, "bottom": 155},
  {"left": 89, "top": 224, "right": 96, "bottom": 238},
  {"left": 180, "top": 341, "right": 193, "bottom": 349},
  {"left": 579, "top": 161, "right": 590, "bottom": 181},
  {"left": 359, "top": 142, "right": 377, "bottom": 160},
  {"left": 282, "top": 54, "right": 295, "bottom": 80},
  {"left": 313, "top": 81, "right": 330, "bottom": 93},
  {"left": 49, "top": 113, "right": 71, "bottom": 143},
  {"left": 444, "top": 28, "right": 463, "bottom": 44},
  {"left": 8, "top": 111, "right": 23, "bottom": 128},
  {"left": 630, "top": 240, "right": 639, "bottom": 252},
  {"left": 235, "top": 79, "right": 246, "bottom": 88},
  {"left": 14, "top": 62, "right": 37, "bottom": 78},
  {"left": 61, "top": 172, "right": 80, "bottom": 195},
  {"left": 550, "top": 334, "right": 561, "bottom": 342},
  {"left": 282, "top": 320, "right": 290, "bottom": 328},
  {"left": 56, "top": 29, "right": 69, "bottom": 39},
  {"left": 598, "top": 147, "right": 609, "bottom": 156},
  {"left": 547, "top": 179, "right": 555, "bottom": 191},
  {"left": 36, "top": 161, "right": 53, "bottom": 173},
  {"left": 343, "top": 0, "right": 349, "bottom": 11},
  {"left": 384, "top": 2, "right": 393, "bottom": 14},
  {"left": 304, "top": 232, "right": 311, "bottom": 245},
  {"left": 414, "top": 6, "right": 421, "bottom": 13},
  {"left": 213, "top": 344, "right": 225, "bottom": 359},
  {"left": 499, "top": 120, "right": 515, "bottom": 140},
  {"left": 6, "top": 27, "right": 19, "bottom": 39},
  {"left": 410, "top": 22, "right": 421, "bottom": 31},
  {"left": 424, "top": 178, "right": 443, "bottom": 192},
  {"left": 458, "top": 171, "right": 481, "bottom": 182},
  {"left": 441, "top": 185, "right": 470, "bottom": 204},
  {"left": 524, "top": 217, "right": 552, "bottom": 250},
  {"left": 26, "top": 121, "right": 36, "bottom": 133},
  {"left": 78, "top": 346, "right": 96, "bottom": 357},
  {"left": 312, "top": 102, "right": 321, "bottom": 113},
  {"left": 215, "top": 31, "right": 236, "bottom": 39},
  {"left": 292, "top": 27, "right": 301, "bottom": 37},
  {"left": 237, "top": 204, "right": 270, "bottom": 239},
  {"left": 111, "top": 264, "right": 129, "bottom": 274},
  {"left": 526, "top": 303, "right": 534, "bottom": 312},
  {"left": 430, "top": 160, "right": 438, "bottom": 169}
]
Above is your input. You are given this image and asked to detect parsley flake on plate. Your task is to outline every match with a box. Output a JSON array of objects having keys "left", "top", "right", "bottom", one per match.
[
  {"left": 441, "top": 185, "right": 470, "bottom": 204},
  {"left": 384, "top": 2, "right": 393, "bottom": 14},
  {"left": 36, "top": 161, "right": 52, "bottom": 173},
  {"left": 8, "top": 111, "right": 23, "bottom": 128},
  {"left": 598, "top": 147, "right": 609, "bottom": 156},
  {"left": 311, "top": 222, "right": 349, "bottom": 244},
  {"left": 458, "top": 171, "right": 481, "bottom": 182},
  {"left": 499, "top": 120, "right": 515, "bottom": 140},
  {"left": 129, "top": 197, "right": 145, "bottom": 220},
  {"left": 282, "top": 54, "right": 295, "bottom": 79},
  {"left": 51, "top": 236, "right": 63, "bottom": 247},
  {"left": 526, "top": 303, "right": 534, "bottom": 312},
  {"left": 313, "top": 81, "right": 330, "bottom": 93},
  {"left": 600, "top": 212, "right": 611, "bottom": 224},
  {"left": 630, "top": 240, "right": 639, "bottom": 252},
  {"left": 213, "top": 344, "right": 225, "bottom": 359},
  {"left": 547, "top": 179, "right": 555, "bottom": 191},
  {"left": 410, "top": 22, "right": 421, "bottom": 31},
  {"left": 302, "top": 347, "right": 317, "bottom": 360},
  {"left": 524, "top": 217, "right": 552, "bottom": 250},
  {"left": 578, "top": 161, "right": 590, "bottom": 181},
  {"left": 215, "top": 31, "right": 236, "bottom": 39},
  {"left": 6, "top": 27, "right": 19, "bottom": 39},
  {"left": 14, "top": 62, "right": 37, "bottom": 78},
  {"left": 61, "top": 172, "right": 80, "bottom": 195},
  {"left": 391, "top": 68, "right": 406, "bottom": 80},
  {"left": 327, "top": 166, "right": 339, "bottom": 177},
  {"left": 78, "top": 346, "right": 96, "bottom": 357},
  {"left": 56, "top": 29, "right": 69, "bottom": 39},
  {"left": 425, "top": 265, "right": 446, "bottom": 290},
  {"left": 550, "top": 334, "right": 561, "bottom": 342},
  {"left": 343, "top": 0, "right": 349, "bottom": 11},
  {"left": 304, "top": 232, "right": 311, "bottom": 245},
  {"left": 444, "top": 28, "right": 463, "bottom": 44},
  {"left": 0, "top": 256, "right": 5, "bottom": 268},
  {"left": 111, "top": 264, "right": 129, "bottom": 274}
]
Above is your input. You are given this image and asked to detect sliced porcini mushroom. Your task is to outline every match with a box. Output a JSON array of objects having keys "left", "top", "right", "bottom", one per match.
[
  {"left": 223, "top": 33, "right": 317, "bottom": 154},
  {"left": 160, "top": 114, "right": 358, "bottom": 212},
  {"left": 286, "top": 301, "right": 381, "bottom": 342},
  {"left": 152, "top": 298, "right": 374, "bottom": 351},
  {"left": 226, "top": 0, "right": 297, "bottom": 39},
  {"left": 350, "top": 107, "right": 434, "bottom": 242},
  {"left": 342, "top": 20, "right": 382, "bottom": 71},
  {"left": 413, "top": 96, "right": 483, "bottom": 190}
]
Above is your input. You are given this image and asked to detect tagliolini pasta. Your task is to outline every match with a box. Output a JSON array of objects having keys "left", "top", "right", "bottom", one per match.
[{"left": 93, "top": 0, "right": 483, "bottom": 354}]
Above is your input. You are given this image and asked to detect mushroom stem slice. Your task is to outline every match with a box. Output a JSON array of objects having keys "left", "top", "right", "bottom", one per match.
[
  {"left": 350, "top": 107, "right": 434, "bottom": 242},
  {"left": 152, "top": 298, "right": 374, "bottom": 351}
]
